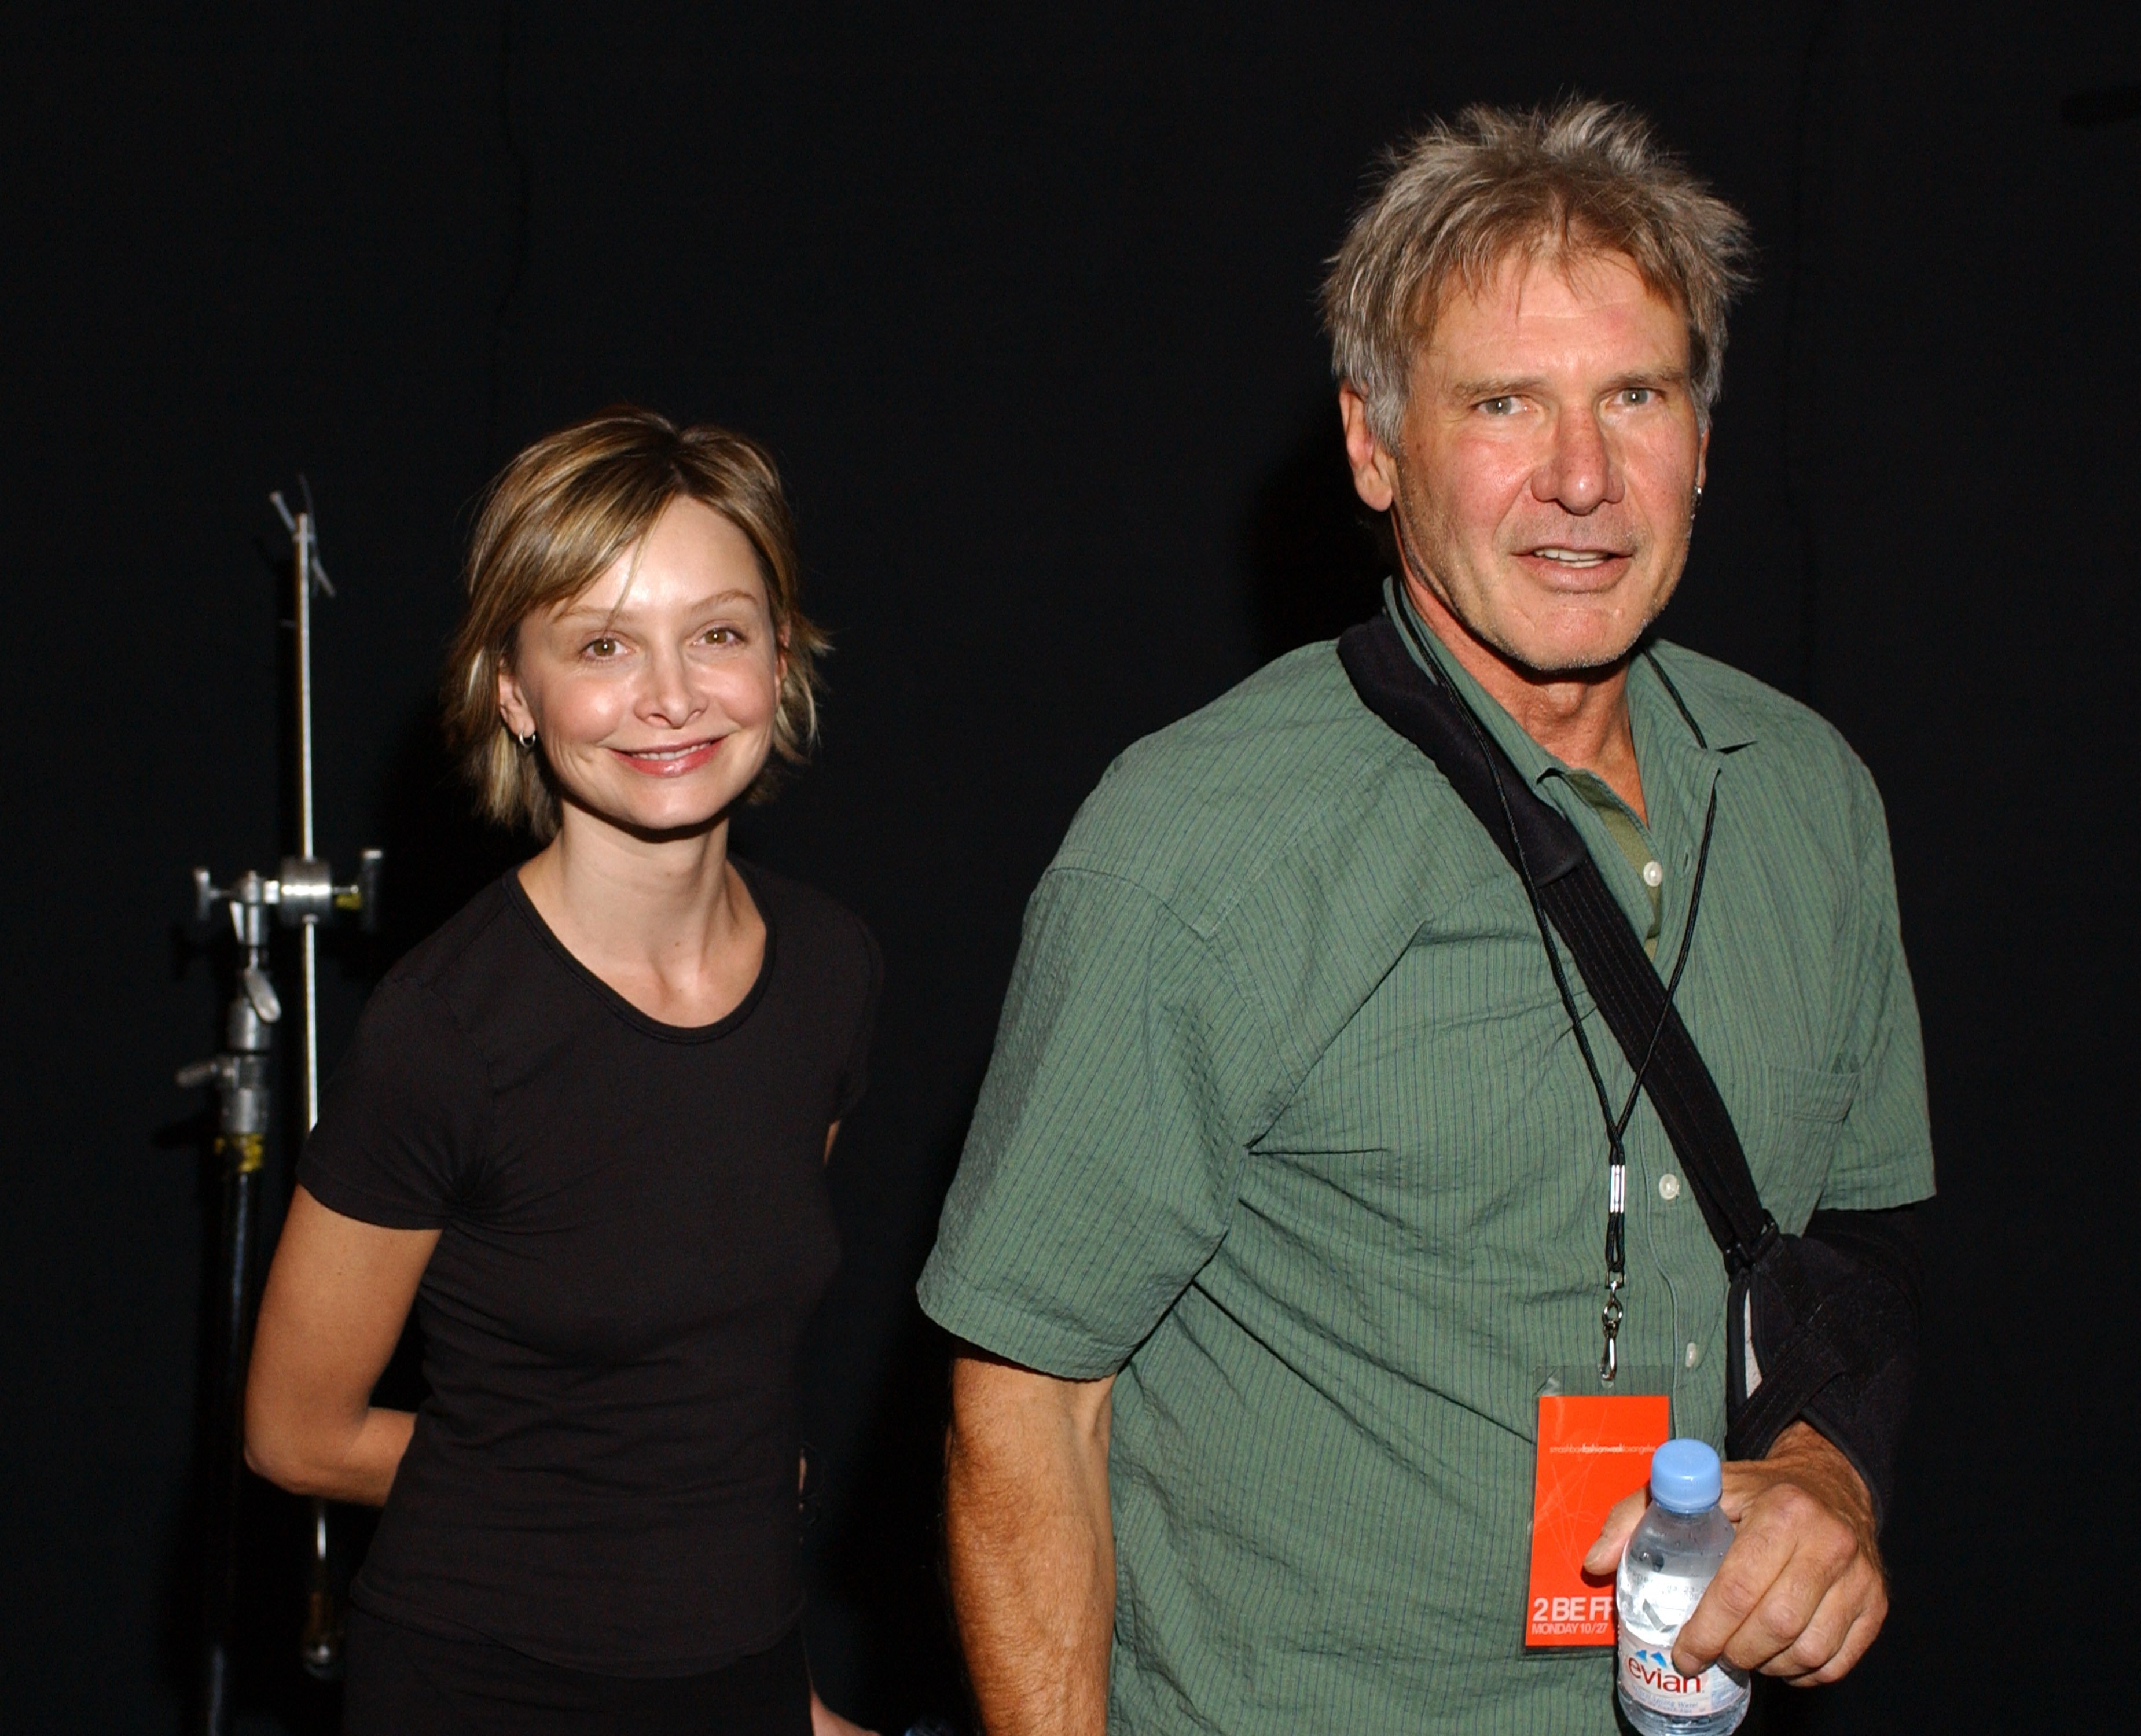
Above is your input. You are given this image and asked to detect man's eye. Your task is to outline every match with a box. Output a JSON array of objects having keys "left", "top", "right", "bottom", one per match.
[
  {"left": 1620, "top": 388, "right": 1656, "bottom": 407},
  {"left": 1480, "top": 396, "right": 1518, "bottom": 415}
]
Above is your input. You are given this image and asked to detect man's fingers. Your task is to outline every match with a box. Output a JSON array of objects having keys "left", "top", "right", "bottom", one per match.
[
  {"left": 1667, "top": 1428, "right": 1887, "bottom": 1685},
  {"left": 1764, "top": 1568, "right": 1886, "bottom": 1685},
  {"left": 1721, "top": 1511, "right": 1862, "bottom": 1674},
  {"left": 1583, "top": 1485, "right": 1650, "bottom": 1577},
  {"left": 1670, "top": 1511, "right": 1793, "bottom": 1671},
  {"left": 1747, "top": 1566, "right": 1863, "bottom": 1680},
  {"left": 1676, "top": 1481, "right": 1881, "bottom": 1679},
  {"left": 1675, "top": 1483, "right": 1851, "bottom": 1669},
  {"left": 1791, "top": 1598, "right": 1887, "bottom": 1687}
]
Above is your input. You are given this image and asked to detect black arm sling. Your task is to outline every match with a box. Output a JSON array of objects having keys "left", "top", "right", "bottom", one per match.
[{"left": 1338, "top": 612, "right": 1918, "bottom": 1521}]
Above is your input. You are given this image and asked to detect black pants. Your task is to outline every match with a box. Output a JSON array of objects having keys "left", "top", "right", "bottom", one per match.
[{"left": 343, "top": 1608, "right": 812, "bottom": 1736}]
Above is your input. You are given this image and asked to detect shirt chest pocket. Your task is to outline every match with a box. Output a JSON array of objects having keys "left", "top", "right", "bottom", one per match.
[{"left": 1739, "top": 1061, "right": 1860, "bottom": 1233}]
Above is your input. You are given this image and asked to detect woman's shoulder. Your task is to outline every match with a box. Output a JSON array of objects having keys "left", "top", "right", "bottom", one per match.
[
  {"left": 378, "top": 875, "right": 528, "bottom": 998},
  {"left": 737, "top": 858, "right": 879, "bottom": 993},
  {"left": 303, "top": 887, "right": 518, "bottom": 1226},
  {"left": 362, "top": 875, "right": 576, "bottom": 1062}
]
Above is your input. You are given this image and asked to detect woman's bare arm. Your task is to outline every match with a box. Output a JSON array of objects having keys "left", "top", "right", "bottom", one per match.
[{"left": 244, "top": 1186, "right": 440, "bottom": 1506}]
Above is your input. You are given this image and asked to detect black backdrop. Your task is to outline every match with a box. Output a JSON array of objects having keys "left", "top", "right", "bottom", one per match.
[{"left": 4, "top": 5, "right": 2135, "bottom": 1731}]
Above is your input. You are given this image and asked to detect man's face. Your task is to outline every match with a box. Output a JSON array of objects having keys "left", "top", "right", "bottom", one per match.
[{"left": 1344, "top": 249, "right": 1708, "bottom": 676}]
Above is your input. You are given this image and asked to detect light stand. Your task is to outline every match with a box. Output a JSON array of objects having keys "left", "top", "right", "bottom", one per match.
[{"left": 177, "top": 488, "right": 380, "bottom": 1735}]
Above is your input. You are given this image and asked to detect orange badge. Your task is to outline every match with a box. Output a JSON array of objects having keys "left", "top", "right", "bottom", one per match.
[{"left": 1526, "top": 1392, "right": 1670, "bottom": 1647}]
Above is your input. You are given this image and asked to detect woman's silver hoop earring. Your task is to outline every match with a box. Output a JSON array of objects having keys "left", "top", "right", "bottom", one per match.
[{"left": 515, "top": 729, "right": 537, "bottom": 751}]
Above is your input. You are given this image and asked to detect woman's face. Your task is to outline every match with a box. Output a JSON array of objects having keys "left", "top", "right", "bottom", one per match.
[{"left": 497, "top": 496, "right": 784, "bottom": 840}]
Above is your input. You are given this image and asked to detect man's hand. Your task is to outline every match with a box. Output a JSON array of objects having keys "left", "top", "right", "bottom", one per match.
[{"left": 1584, "top": 1421, "right": 1886, "bottom": 1686}]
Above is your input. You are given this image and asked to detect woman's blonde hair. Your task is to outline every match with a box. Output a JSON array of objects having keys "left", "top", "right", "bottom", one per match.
[
  {"left": 443, "top": 406, "right": 825, "bottom": 838},
  {"left": 1323, "top": 98, "right": 1753, "bottom": 446}
]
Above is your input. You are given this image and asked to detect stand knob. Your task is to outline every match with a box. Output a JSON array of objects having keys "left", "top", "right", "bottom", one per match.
[
  {"left": 175, "top": 1056, "right": 232, "bottom": 1091},
  {"left": 352, "top": 849, "right": 383, "bottom": 935},
  {"left": 241, "top": 964, "right": 282, "bottom": 1023}
]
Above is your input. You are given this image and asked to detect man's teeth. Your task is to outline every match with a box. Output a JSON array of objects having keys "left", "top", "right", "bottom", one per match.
[{"left": 1534, "top": 548, "right": 1614, "bottom": 566}]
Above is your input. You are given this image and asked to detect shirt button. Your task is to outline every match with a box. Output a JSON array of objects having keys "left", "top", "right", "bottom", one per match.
[
  {"left": 1685, "top": 1341, "right": 1702, "bottom": 1369},
  {"left": 1641, "top": 859, "right": 1665, "bottom": 888},
  {"left": 1658, "top": 1173, "right": 1681, "bottom": 1201}
]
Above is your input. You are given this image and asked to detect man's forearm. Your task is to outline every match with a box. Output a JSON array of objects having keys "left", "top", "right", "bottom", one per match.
[{"left": 945, "top": 1353, "right": 1115, "bottom": 1736}]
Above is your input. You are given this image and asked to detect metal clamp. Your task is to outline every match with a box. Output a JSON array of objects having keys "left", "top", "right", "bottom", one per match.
[{"left": 1599, "top": 1273, "right": 1626, "bottom": 1383}]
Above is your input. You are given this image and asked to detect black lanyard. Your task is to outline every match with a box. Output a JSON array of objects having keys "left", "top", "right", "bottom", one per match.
[{"left": 1391, "top": 601, "right": 1718, "bottom": 1381}]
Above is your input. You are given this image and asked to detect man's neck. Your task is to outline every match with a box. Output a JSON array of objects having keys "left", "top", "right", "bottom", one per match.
[{"left": 1401, "top": 572, "right": 1648, "bottom": 822}]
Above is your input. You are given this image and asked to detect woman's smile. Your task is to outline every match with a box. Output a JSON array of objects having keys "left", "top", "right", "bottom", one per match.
[{"left": 613, "top": 737, "right": 724, "bottom": 777}]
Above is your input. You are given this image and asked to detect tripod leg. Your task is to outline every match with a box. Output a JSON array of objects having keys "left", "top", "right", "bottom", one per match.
[{"left": 199, "top": 1137, "right": 263, "bottom": 1736}]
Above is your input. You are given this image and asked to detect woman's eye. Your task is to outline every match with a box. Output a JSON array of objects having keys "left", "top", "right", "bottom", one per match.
[
  {"left": 585, "top": 637, "right": 619, "bottom": 659},
  {"left": 701, "top": 626, "right": 739, "bottom": 645}
]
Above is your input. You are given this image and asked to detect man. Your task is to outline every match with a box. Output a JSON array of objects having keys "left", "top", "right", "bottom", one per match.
[{"left": 920, "top": 100, "right": 1931, "bottom": 1734}]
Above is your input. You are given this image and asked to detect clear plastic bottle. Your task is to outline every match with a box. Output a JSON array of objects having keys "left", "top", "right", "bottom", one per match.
[{"left": 1614, "top": 1438, "right": 1750, "bottom": 1735}]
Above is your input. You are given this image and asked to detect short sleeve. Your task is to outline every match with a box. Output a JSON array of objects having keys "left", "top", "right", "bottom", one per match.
[
  {"left": 1816, "top": 764, "right": 1937, "bottom": 1211},
  {"left": 832, "top": 921, "right": 883, "bottom": 1122},
  {"left": 296, "top": 977, "right": 494, "bottom": 1229},
  {"left": 917, "top": 867, "right": 1272, "bottom": 1380}
]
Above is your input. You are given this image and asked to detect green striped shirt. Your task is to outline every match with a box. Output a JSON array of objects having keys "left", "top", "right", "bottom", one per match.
[{"left": 920, "top": 585, "right": 1934, "bottom": 1734}]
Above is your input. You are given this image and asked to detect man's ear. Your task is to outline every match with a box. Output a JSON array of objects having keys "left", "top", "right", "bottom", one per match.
[
  {"left": 1338, "top": 384, "right": 1399, "bottom": 513},
  {"left": 1695, "top": 421, "right": 1711, "bottom": 496}
]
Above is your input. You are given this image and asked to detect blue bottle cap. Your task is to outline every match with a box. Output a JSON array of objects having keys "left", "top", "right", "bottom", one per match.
[{"left": 1648, "top": 1438, "right": 1723, "bottom": 1513}]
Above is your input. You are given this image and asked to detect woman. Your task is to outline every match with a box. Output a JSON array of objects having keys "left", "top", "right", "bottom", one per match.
[{"left": 246, "top": 408, "right": 880, "bottom": 1735}]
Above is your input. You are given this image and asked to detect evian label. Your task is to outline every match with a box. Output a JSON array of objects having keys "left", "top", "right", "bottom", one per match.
[{"left": 1617, "top": 1628, "right": 1749, "bottom": 1720}]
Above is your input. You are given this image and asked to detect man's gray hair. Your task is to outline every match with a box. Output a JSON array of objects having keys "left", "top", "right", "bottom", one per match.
[{"left": 1323, "top": 98, "right": 1753, "bottom": 445}]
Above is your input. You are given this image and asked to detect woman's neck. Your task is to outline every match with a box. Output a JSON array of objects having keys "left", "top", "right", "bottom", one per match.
[{"left": 516, "top": 811, "right": 766, "bottom": 1027}]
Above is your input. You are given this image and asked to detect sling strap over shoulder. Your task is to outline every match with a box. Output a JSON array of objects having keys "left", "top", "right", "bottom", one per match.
[
  {"left": 1338, "top": 611, "right": 1916, "bottom": 1496},
  {"left": 1338, "top": 613, "right": 1777, "bottom": 1267}
]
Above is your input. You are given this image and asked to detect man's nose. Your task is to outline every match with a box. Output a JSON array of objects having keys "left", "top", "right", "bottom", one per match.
[{"left": 1532, "top": 409, "right": 1623, "bottom": 514}]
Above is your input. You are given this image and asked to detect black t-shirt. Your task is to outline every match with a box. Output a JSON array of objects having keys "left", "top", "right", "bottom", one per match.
[{"left": 298, "top": 861, "right": 879, "bottom": 1676}]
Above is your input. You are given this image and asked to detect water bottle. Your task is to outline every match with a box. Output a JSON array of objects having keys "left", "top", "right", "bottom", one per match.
[{"left": 1614, "top": 1438, "right": 1750, "bottom": 1735}]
